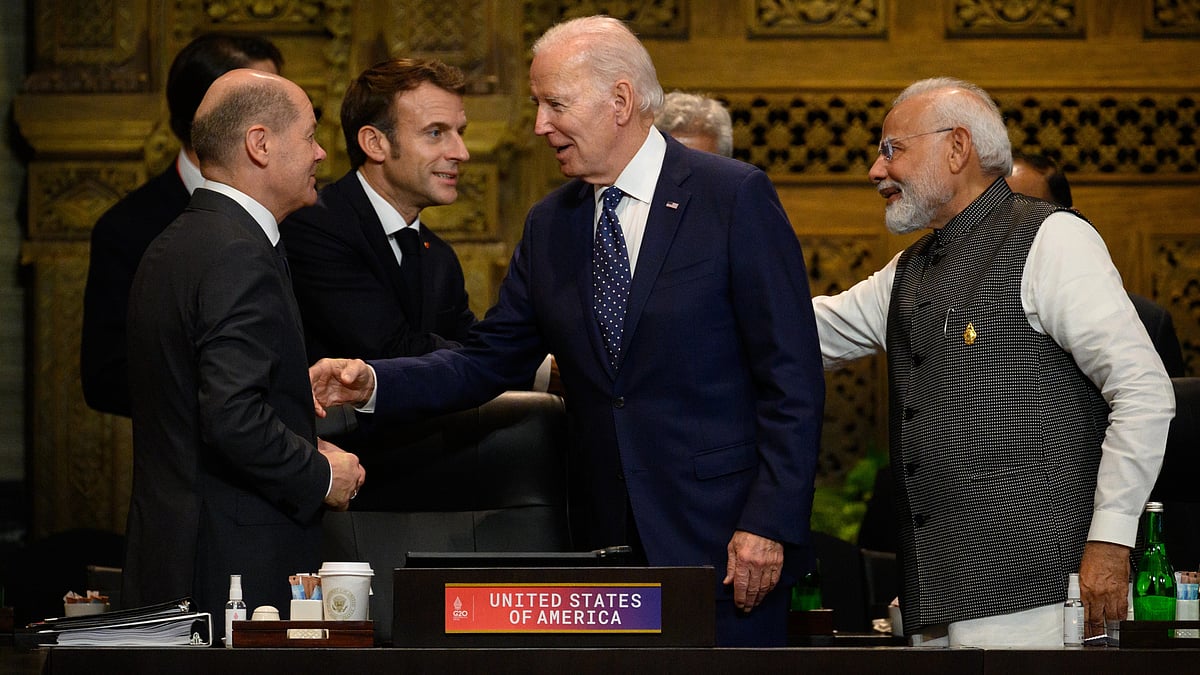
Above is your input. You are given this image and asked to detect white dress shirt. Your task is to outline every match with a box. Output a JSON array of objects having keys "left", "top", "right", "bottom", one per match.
[
  {"left": 356, "top": 169, "right": 420, "bottom": 267},
  {"left": 813, "top": 210, "right": 1174, "bottom": 548}
]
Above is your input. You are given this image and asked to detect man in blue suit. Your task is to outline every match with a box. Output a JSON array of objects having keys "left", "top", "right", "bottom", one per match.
[{"left": 309, "top": 15, "right": 824, "bottom": 646}]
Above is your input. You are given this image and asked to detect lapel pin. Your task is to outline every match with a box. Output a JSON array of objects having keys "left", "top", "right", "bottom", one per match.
[
  {"left": 963, "top": 322, "right": 977, "bottom": 346},
  {"left": 423, "top": 241, "right": 430, "bottom": 249},
  {"left": 665, "top": 201, "right": 679, "bottom": 209}
]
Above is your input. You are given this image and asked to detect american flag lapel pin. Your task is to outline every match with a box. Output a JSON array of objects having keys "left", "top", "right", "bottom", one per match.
[{"left": 665, "top": 201, "right": 679, "bottom": 209}]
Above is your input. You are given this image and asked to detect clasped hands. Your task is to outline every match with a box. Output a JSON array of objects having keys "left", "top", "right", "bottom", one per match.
[{"left": 310, "top": 358, "right": 374, "bottom": 511}]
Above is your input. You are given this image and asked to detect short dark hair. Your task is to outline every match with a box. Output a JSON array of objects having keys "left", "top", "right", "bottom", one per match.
[
  {"left": 1012, "top": 151, "right": 1073, "bottom": 208},
  {"left": 167, "top": 33, "right": 284, "bottom": 148},
  {"left": 340, "top": 58, "right": 466, "bottom": 168}
]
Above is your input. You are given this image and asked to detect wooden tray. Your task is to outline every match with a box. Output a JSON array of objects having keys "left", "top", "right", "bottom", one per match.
[{"left": 232, "top": 620, "right": 373, "bottom": 648}]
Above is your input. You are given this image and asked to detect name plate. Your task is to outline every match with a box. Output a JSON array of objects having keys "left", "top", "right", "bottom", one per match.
[{"left": 444, "top": 583, "right": 662, "bottom": 633}]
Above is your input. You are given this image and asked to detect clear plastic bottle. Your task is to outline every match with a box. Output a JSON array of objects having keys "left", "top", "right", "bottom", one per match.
[
  {"left": 224, "top": 574, "right": 246, "bottom": 648},
  {"left": 1063, "top": 572, "right": 1084, "bottom": 647}
]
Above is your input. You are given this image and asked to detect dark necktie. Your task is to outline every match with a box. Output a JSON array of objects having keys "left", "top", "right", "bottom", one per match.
[
  {"left": 394, "top": 227, "right": 423, "bottom": 321},
  {"left": 274, "top": 240, "right": 291, "bottom": 281},
  {"left": 592, "top": 186, "right": 629, "bottom": 368}
]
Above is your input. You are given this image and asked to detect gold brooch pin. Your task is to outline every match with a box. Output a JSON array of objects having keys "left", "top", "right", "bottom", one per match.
[{"left": 963, "top": 322, "right": 977, "bottom": 345}]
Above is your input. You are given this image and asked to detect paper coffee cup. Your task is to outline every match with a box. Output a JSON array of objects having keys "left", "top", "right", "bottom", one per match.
[{"left": 318, "top": 562, "right": 373, "bottom": 621}]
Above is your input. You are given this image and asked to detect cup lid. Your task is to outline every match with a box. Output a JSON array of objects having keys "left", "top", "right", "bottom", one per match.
[{"left": 318, "top": 561, "right": 374, "bottom": 576}]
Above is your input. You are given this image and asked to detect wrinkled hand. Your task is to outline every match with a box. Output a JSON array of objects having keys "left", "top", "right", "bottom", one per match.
[
  {"left": 319, "top": 438, "right": 365, "bottom": 511},
  {"left": 722, "top": 530, "right": 783, "bottom": 612},
  {"left": 1080, "top": 540, "right": 1130, "bottom": 638},
  {"left": 309, "top": 358, "right": 375, "bottom": 417}
]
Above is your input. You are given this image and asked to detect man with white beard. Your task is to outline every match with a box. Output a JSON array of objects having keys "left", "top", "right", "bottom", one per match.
[{"left": 811, "top": 77, "right": 1172, "bottom": 648}]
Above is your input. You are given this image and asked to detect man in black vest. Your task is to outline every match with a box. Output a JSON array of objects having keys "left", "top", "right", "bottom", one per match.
[{"left": 813, "top": 77, "right": 1173, "bottom": 647}]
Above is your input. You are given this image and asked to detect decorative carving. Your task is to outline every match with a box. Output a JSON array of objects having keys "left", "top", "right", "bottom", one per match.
[
  {"left": 720, "top": 91, "right": 1200, "bottom": 179},
  {"left": 748, "top": 0, "right": 886, "bottom": 37},
  {"left": 387, "top": 1, "right": 497, "bottom": 94},
  {"left": 800, "top": 234, "right": 888, "bottom": 483},
  {"left": 947, "top": 0, "right": 1083, "bottom": 37},
  {"left": 1003, "top": 93, "right": 1200, "bottom": 175},
  {"left": 1146, "top": 0, "right": 1200, "bottom": 36},
  {"left": 523, "top": 0, "right": 689, "bottom": 50},
  {"left": 199, "top": 0, "right": 323, "bottom": 25},
  {"left": 28, "top": 163, "right": 146, "bottom": 239},
  {"left": 24, "top": 0, "right": 149, "bottom": 93},
  {"left": 1150, "top": 235, "right": 1200, "bottom": 378}
]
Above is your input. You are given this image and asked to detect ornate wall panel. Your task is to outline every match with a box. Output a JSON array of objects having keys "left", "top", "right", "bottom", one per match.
[
  {"left": 747, "top": 0, "right": 886, "bottom": 37},
  {"left": 946, "top": 0, "right": 1083, "bottom": 37},
  {"left": 1145, "top": 0, "right": 1200, "bottom": 36},
  {"left": 16, "top": 0, "right": 1200, "bottom": 532}
]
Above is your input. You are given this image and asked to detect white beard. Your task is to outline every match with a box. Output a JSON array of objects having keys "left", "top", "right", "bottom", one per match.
[{"left": 881, "top": 163, "right": 953, "bottom": 235}]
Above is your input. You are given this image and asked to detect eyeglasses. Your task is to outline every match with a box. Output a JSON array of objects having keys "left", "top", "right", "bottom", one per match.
[{"left": 878, "top": 127, "right": 954, "bottom": 161}]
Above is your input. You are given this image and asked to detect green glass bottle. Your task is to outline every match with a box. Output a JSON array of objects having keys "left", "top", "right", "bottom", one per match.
[
  {"left": 791, "top": 564, "right": 822, "bottom": 612},
  {"left": 1133, "top": 501, "right": 1176, "bottom": 621}
]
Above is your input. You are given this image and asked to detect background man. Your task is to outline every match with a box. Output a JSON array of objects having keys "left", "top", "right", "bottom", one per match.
[
  {"left": 813, "top": 77, "right": 1173, "bottom": 647},
  {"left": 81, "top": 33, "right": 283, "bottom": 416},
  {"left": 280, "top": 58, "right": 475, "bottom": 363},
  {"left": 123, "top": 70, "right": 364, "bottom": 634},
  {"left": 310, "top": 15, "right": 824, "bottom": 646},
  {"left": 653, "top": 90, "right": 733, "bottom": 157},
  {"left": 1006, "top": 151, "right": 1186, "bottom": 377}
]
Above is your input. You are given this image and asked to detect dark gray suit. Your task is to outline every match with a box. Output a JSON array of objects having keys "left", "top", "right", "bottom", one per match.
[{"left": 123, "top": 188, "right": 330, "bottom": 628}]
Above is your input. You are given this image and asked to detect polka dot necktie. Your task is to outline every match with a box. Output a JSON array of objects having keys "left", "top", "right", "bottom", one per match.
[{"left": 592, "top": 186, "right": 630, "bottom": 369}]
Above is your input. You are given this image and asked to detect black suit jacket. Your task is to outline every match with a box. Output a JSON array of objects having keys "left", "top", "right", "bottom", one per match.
[
  {"left": 81, "top": 163, "right": 190, "bottom": 416},
  {"left": 1130, "top": 292, "right": 1186, "bottom": 377},
  {"left": 280, "top": 171, "right": 475, "bottom": 363},
  {"left": 123, "top": 189, "right": 330, "bottom": 627}
]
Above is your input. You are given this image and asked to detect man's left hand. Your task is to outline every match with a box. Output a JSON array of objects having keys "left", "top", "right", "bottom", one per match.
[
  {"left": 723, "top": 530, "right": 783, "bottom": 612},
  {"left": 1079, "top": 540, "right": 1131, "bottom": 638}
]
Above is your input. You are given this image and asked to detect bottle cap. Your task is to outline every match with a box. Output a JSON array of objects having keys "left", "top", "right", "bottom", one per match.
[
  {"left": 1067, "top": 572, "right": 1081, "bottom": 600},
  {"left": 1145, "top": 501, "right": 1164, "bottom": 512},
  {"left": 229, "top": 574, "right": 243, "bottom": 601}
]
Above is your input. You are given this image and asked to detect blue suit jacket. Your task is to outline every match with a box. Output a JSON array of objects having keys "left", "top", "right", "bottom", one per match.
[{"left": 370, "top": 138, "right": 824, "bottom": 639}]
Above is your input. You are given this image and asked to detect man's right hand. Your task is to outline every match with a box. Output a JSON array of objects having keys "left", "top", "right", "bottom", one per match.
[
  {"left": 309, "top": 358, "right": 375, "bottom": 417},
  {"left": 319, "top": 438, "right": 365, "bottom": 511}
]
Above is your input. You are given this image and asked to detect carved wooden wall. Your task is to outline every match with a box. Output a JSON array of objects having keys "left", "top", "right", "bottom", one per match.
[{"left": 16, "top": 0, "right": 1200, "bottom": 536}]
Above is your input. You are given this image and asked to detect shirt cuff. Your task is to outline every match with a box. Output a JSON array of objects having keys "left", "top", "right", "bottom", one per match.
[
  {"left": 356, "top": 363, "right": 378, "bottom": 413},
  {"left": 1087, "top": 508, "right": 1140, "bottom": 548}
]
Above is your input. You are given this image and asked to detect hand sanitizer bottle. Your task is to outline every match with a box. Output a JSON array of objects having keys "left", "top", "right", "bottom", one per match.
[
  {"left": 224, "top": 574, "right": 246, "bottom": 648},
  {"left": 1063, "top": 572, "right": 1084, "bottom": 647}
]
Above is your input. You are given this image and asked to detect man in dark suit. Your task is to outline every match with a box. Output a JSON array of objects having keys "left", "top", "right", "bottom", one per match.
[
  {"left": 280, "top": 58, "right": 474, "bottom": 363},
  {"left": 81, "top": 33, "right": 283, "bottom": 416},
  {"left": 123, "top": 69, "right": 365, "bottom": 638},
  {"left": 1007, "top": 151, "right": 1186, "bottom": 376},
  {"left": 310, "top": 15, "right": 825, "bottom": 646}
]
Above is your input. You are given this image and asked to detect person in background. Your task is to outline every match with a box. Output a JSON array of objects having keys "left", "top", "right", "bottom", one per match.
[
  {"left": 123, "top": 70, "right": 364, "bottom": 637},
  {"left": 309, "top": 15, "right": 825, "bottom": 647},
  {"left": 653, "top": 90, "right": 733, "bottom": 158},
  {"left": 1007, "top": 151, "right": 1186, "bottom": 377},
  {"left": 813, "top": 77, "right": 1172, "bottom": 647},
  {"left": 81, "top": 33, "right": 283, "bottom": 417},
  {"left": 280, "top": 58, "right": 475, "bottom": 364}
]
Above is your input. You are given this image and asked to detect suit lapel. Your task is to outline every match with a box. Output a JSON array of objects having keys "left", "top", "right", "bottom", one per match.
[{"left": 342, "top": 175, "right": 411, "bottom": 309}]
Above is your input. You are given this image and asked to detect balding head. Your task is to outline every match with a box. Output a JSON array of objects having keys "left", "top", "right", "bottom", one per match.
[{"left": 192, "top": 69, "right": 326, "bottom": 220}]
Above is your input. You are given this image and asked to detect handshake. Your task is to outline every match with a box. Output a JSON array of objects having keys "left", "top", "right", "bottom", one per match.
[{"left": 310, "top": 359, "right": 375, "bottom": 510}]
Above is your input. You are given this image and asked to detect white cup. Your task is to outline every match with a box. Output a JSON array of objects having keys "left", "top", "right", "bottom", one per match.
[{"left": 318, "top": 561, "right": 374, "bottom": 621}]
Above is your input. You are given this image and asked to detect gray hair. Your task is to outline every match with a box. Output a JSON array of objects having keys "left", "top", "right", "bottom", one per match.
[
  {"left": 893, "top": 77, "right": 1012, "bottom": 177},
  {"left": 532, "top": 15, "right": 664, "bottom": 116},
  {"left": 193, "top": 78, "right": 299, "bottom": 168},
  {"left": 655, "top": 91, "right": 733, "bottom": 157}
]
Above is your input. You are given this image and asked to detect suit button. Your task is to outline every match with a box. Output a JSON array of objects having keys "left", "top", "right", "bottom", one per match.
[
  {"left": 912, "top": 353, "right": 923, "bottom": 367},
  {"left": 905, "top": 462, "right": 919, "bottom": 476},
  {"left": 904, "top": 407, "right": 916, "bottom": 421},
  {"left": 913, "top": 514, "right": 928, "bottom": 527},
  {"left": 613, "top": 397, "right": 625, "bottom": 408}
]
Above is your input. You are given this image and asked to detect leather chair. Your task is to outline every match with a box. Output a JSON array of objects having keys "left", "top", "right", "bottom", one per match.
[{"left": 321, "top": 390, "right": 571, "bottom": 644}]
